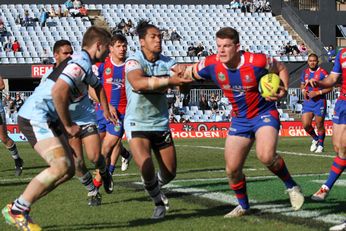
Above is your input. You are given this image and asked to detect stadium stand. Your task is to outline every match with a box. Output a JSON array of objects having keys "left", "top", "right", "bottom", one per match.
[{"left": 0, "top": 3, "right": 307, "bottom": 64}]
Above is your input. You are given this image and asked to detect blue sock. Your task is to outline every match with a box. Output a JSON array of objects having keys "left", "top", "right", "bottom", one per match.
[
  {"left": 109, "top": 165, "right": 115, "bottom": 174},
  {"left": 325, "top": 156, "right": 346, "bottom": 189}
]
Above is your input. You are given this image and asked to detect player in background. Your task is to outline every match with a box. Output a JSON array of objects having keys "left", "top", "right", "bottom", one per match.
[
  {"left": 41, "top": 40, "right": 73, "bottom": 83},
  {"left": 300, "top": 53, "right": 332, "bottom": 153},
  {"left": 310, "top": 48, "right": 346, "bottom": 205},
  {"left": 124, "top": 20, "right": 191, "bottom": 219},
  {"left": 1, "top": 26, "right": 113, "bottom": 231},
  {"left": 183, "top": 27, "right": 304, "bottom": 217},
  {"left": 92, "top": 34, "right": 132, "bottom": 190},
  {"left": 0, "top": 75, "right": 23, "bottom": 176}
]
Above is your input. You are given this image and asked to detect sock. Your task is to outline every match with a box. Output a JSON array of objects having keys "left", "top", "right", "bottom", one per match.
[
  {"left": 79, "top": 172, "right": 96, "bottom": 193},
  {"left": 325, "top": 156, "right": 346, "bottom": 189},
  {"left": 7, "top": 143, "right": 19, "bottom": 159},
  {"left": 317, "top": 130, "right": 325, "bottom": 147},
  {"left": 157, "top": 171, "right": 175, "bottom": 188},
  {"left": 93, "top": 178, "right": 102, "bottom": 188},
  {"left": 268, "top": 156, "right": 297, "bottom": 189},
  {"left": 305, "top": 127, "right": 318, "bottom": 141},
  {"left": 230, "top": 177, "right": 249, "bottom": 210},
  {"left": 11, "top": 195, "right": 31, "bottom": 214},
  {"left": 109, "top": 165, "right": 115, "bottom": 174},
  {"left": 143, "top": 175, "right": 163, "bottom": 206},
  {"left": 120, "top": 147, "right": 130, "bottom": 159}
]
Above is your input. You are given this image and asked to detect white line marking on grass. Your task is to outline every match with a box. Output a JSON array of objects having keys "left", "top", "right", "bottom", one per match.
[
  {"left": 176, "top": 145, "right": 335, "bottom": 158},
  {"left": 163, "top": 182, "right": 345, "bottom": 225},
  {"left": 312, "top": 179, "right": 346, "bottom": 187}
]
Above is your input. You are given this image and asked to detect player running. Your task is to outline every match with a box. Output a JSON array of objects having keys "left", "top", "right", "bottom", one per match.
[
  {"left": 183, "top": 27, "right": 304, "bottom": 217},
  {"left": 300, "top": 53, "right": 332, "bottom": 153},
  {"left": 1, "top": 26, "right": 113, "bottom": 231},
  {"left": 310, "top": 48, "right": 346, "bottom": 201},
  {"left": 124, "top": 20, "right": 191, "bottom": 219}
]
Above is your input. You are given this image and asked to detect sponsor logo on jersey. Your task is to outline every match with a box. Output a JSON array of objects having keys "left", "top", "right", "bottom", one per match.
[
  {"left": 217, "top": 72, "right": 226, "bottom": 81},
  {"left": 342, "top": 52, "right": 346, "bottom": 58},
  {"left": 342, "top": 61, "right": 346, "bottom": 68},
  {"left": 105, "top": 67, "right": 112, "bottom": 75},
  {"left": 244, "top": 75, "right": 252, "bottom": 83},
  {"left": 263, "top": 117, "right": 271, "bottom": 123}
]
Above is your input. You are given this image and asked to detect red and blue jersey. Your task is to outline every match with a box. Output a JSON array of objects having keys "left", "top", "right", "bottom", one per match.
[
  {"left": 332, "top": 48, "right": 346, "bottom": 101},
  {"left": 300, "top": 67, "right": 328, "bottom": 101},
  {"left": 195, "top": 52, "right": 277, "bottom": 119},
  {"left": 96, "top": 56, "right": 127, "bottom": 115}
]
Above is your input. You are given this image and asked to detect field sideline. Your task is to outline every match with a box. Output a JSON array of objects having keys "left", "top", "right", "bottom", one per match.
[{"left": 1, "top": 137, "right": 345, "bottom": 231}]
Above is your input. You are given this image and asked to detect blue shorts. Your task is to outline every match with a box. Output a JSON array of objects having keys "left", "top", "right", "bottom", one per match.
[
  {"left": 332, "top": 100, "right": 346, "bottom": 125},
  {"left": 96, "top": 110, "right": 125, "bottom": 138},
  {"left": 302, "top": 99, "right": 326, "bottom": 117},
  {"left": 228, "top": 110, "right": 280, "bottom": 139}
]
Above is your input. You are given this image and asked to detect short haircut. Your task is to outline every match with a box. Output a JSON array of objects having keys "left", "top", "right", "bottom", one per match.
[
  {"left": 216, "top": 27, "right": 240, "bottom": 44},
  {"left": 82, "top": 26, "right": 112, "bottom": 48},
  {"left": 308, "top": 53, "right": 318, "bottom": 60},
  {"left": 53, "top": 40, "right": 72, "bottom": 54},
  {"left": 110, "top": 34, "right": 127, "bottom": 46},
  {"left": 136, "top": 19, "right": 158, "bottom": 39}
]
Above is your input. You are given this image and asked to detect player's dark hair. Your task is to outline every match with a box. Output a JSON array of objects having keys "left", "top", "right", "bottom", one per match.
[
  {"left": 82, "top": 26, "right": 112, "bottom": 48},
  {"left": 136, "top": 19, "right": 158, "bottom": 39},
  {"left": 110, "top": 34, "right": 127, "bottom": 46},
  {"left": 216, "top": 27, "right": 240, "bottom": 44},
  {"left": 308, "top": 53, "right": 318, "bottom": 60},
  {"left": 53, "top": 40, "right": 71, "bottom": 54}
]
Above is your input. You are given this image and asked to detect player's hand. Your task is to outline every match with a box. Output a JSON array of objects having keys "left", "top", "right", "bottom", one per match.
[
  {"left": 66, "top": 123, "right": 81, "bottom": 138},
  {"left": 309, "top": 79, "right": 319, "bottom": 87},
  {"left": 169, "top": 74, "right": 193, "bottom": 86},
  {"left": 303, "top": 91, "right": 310, "bottom": 100},
  {"left": 265, "top": 86, "right": 287, "bottom": 102},
  {"left": 108, "top": 104, "right": 118, "bottom": 121},
  {"left": 103, "top": 109, "right": 117, "bottom": 125},
  {"left": 171, "top": 64, "right": 187, "bottom": 78},
  {"left": 308, "top": 91, "right": 319, "bottom": 99}
]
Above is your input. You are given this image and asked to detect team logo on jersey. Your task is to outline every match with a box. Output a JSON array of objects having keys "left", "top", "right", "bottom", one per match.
[
  {"left": 218, "top": 72, "right": 226, "bottom": 81},
  {"left": 244, "top": 75, "right": 252, "bottom": 83},
  {"left": 342, "top": 62, "right": 346, "bottom": 68},
  {"left": 105, "top": 67, "right": 112, "bottom": 75},
  {"left": 263, "top": 117, "right": 271, "bottom": 123},
  {"left": 342, "top": 52, "right": 346, "bottom": 58},
  {"left": 222, "top": 85, "right": 231, "bottom": 90}
]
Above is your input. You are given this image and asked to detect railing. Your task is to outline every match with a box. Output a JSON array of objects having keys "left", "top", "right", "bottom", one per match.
[{"left": 284, "top": 0, "right": 319, "bottom": 11}]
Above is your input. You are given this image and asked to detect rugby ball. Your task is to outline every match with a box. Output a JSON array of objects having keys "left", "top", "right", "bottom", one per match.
[{"left": 259, "top": 73, "right": 281, "bottom": 98}]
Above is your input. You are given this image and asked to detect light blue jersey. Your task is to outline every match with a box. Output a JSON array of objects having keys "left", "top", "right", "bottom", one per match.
[
  {"left": 19, "top": 51, "right": 100, "bottom": 125},
  {"left": 124, "top": 51, "right": 176, "bottom": 133}
]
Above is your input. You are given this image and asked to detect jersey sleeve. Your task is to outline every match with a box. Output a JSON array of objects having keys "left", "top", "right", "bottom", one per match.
[
  {"left": 331, "top": 50, "right": 343, "bottom": 74},
  {"left": 300, "top": 70, "right": 305, "bottom": 84},
  {"left": 60, "top": 62, "right": 100, "bottom": 89},
  {"left": 195, "top": 55, "right": 217, "bottom": 80},
  {"left": 252, "top": 53, "right": 275, "bottom": 70},
  {"left": 125, "top": 59, "right": 142, "bottom": 74},
  {"left": 320, "top": 69, "right": 328, "bottom": 81}
]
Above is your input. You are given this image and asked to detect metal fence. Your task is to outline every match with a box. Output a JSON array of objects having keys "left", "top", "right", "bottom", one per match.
[{"left": 284, "top": 0, "right": 319, "bottom": 11}]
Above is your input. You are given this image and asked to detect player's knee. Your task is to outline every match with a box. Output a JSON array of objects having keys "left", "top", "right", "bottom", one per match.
[
  {"left": 44, "top": 147, "right": 72, "bottom": 177},
  {"left": 225, "top": 167, "right": 242, "bottom": 180},
  {"left": 158, "top": 171, "right": 176, "bottom": 186},
  {"left": 302, "top": 124, "right": 311, "bottom": 131}
]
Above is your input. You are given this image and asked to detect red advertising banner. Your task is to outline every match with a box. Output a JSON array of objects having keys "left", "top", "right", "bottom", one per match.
[
  {"left": 31, "top": 65, "right": 53, "bottom": 78},
  {"left": 6, "top": 121, "right": 334, "bottom": 140}
]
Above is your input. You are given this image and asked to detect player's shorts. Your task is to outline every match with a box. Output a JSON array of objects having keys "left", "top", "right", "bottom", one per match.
[
  {"left": 80, "top": 124, "right": 99, "bottom": 139},
  {"left": 18, "top": 116, "right": 63, "bottom": 147},
  {"left": 332, "top": 100, "right": 346, "bottom": 125},
  {"left": 228, "top": 110, "right": 280, "bottom": 139},
  {"left": 126, "top": 130, "right": 173, "bottom": 150},
  {"left": 302, "top": 99, "right": 326, "bottom": 117},
  {"left": 97, "top": 110, "right": 125, "bottom": 138}
]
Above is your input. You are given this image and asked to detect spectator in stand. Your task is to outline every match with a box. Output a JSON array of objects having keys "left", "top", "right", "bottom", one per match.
[
  {"left": 162, "top": 30, "right": 171, "bottom": 42},
  {"left": 0, "top": 20, "right": 8, "bottom": 40},
  {"left": 6, "top": 98, "right": 16, "bottom": 119},
  {"left": 187, "top": 43, "right": 197, "bottom": 56},
  {"left": 64, "top": 0, "right": 74, "bottom": 10},
  {"left": 169, "top": 113, "right": 178, "bottom": 123},
  {"left": 289, "top": 92, "right": 299, "bottom": 113},
  {"left": 230, "top": 0, "right": 240, "bottom": 10},
  {"left": 166, "top": 88, "right": 176, "bottom": 110},
  {"left": 199, "top": 95, "right": 210, "bottom": 111},
  {"left": 23, "top": 10, "right": 30, "bottom": 27},
  {"left": 73, "top": 0, "right": 82, "bottom": 9},
  {"left": 209, "top": 93, "right": 219, "bottom": 112},
  {"left": 170, "top": 29, "right": 181, "bottom": 42},
  {"left": 4, "top": 39, "right": 12, "bottom": 53},
  {"left": 39, "top": 8, "right": 49, "bottom": 28},
  {"left": 12, "top": 39, "right": 21, "bottom": 53},
  {"left": 79, "top": 5, "right": 88, "bottom": 17},
  {"left": 14, "top": 92, "right": 24, "bottom": 112},
  {"left": 49, "top": 5, "right": 57, "bottom": 17},
  {"left": 41, "top": 48, "right": 51, "bottom": 64},
  {"left": 219, "top": 94, "right": 230, "bottom": 110},
  {"left": 264, "top": 2, "right": 272, "bottom": 12},
  {"left": 15, "top": 15, "right": 23, "bottom": 26},
  {"left": 298, "top": 43, "right": 308, "bottom": 56},
  {"left": 56, "top": 5, "right": 63, "bottom": 17},
  {"left": 327, "top": 45, "right": 336, "bottom": 62},
  {"left": 3, "top": 94, "right": 12, "bottom": 108},
  {"left": 208, "top": 49, "right": 215, "bottom": 55}
]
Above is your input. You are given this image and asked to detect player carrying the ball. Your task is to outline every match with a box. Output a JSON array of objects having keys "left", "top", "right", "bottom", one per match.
[{"left": 183, "top": 27, "right": 304, "bottom": 217}]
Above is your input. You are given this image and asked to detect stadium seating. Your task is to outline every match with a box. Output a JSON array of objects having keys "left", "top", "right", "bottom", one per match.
[{"left": 0, "top": 4, "right": 306, "bottom": 64}]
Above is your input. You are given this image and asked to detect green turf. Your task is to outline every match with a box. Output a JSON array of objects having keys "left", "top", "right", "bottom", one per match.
[{"left": 0, "top": 137, "right": 343, "bottom": 230}]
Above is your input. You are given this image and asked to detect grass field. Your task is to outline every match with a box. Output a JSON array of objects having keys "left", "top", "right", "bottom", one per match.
[{"left": 1, "top": 137, "right": 345, "bottom": 231}]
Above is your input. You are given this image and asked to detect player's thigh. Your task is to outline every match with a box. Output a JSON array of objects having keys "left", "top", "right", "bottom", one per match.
[
  {"left": 302, "top": 112, "right": 314, "bottom": 127},
  {"left": 224, "top": 135, "right": 253, "bottom": 173},
  {"left": 255, "top": 126, "right": 278, "bottom": 164},
  {"left": 128, "top": 136, "right": 152, "bottom": 168},
  {"left": 333, "top": 123, "right": 346, "bottom": 156},
  {"left": 69, "top": 137, "right": 83, "bottom": 159},
  {"left": 102, "top": 132, "right": 121, "bottom": 153}
]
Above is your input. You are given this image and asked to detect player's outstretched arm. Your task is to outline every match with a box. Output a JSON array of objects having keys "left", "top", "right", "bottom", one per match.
[
  {"left": 52, "top": 79, "right": 80, "bottom": 137},
  {"left": 0, "top": 75, "right": 5, "bottom": 90},
  {"left": 310, "top": 72, "right": 339, "bottom": 89},
  {"left": 266, "top": 60, "right": 289, "bottom": 101}
]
